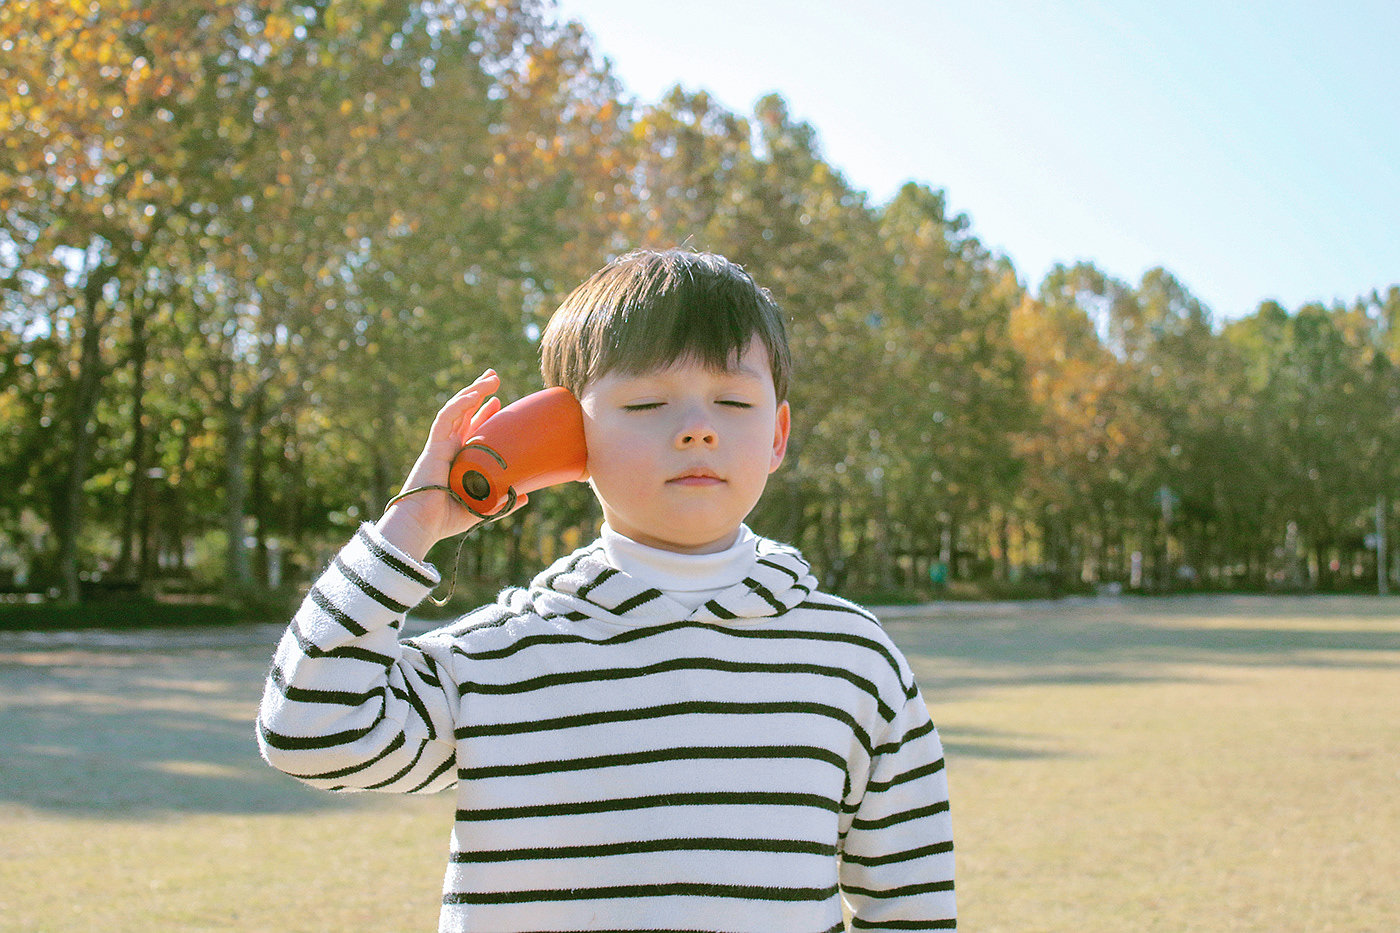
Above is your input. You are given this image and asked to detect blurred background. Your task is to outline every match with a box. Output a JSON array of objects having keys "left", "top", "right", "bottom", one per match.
[{"left": 2, "top": 0, "right": 1397, "bottom": 614}]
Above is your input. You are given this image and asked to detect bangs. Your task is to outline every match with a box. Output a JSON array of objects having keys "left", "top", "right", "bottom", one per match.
[
  {"left": 541, "top": 250, "right": 790, "bottom": 400},
  {"left": 592, "top": 271, "right": 761, "bottom": 378}
]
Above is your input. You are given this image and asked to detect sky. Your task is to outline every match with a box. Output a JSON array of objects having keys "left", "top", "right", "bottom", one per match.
[{"left": 549, "top": 0, "right": 1399, "bottom": 322}]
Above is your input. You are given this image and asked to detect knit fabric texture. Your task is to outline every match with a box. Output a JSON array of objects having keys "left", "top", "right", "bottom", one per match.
[{"left": 257, "top": 523, "right": 956, "bottom": 932}]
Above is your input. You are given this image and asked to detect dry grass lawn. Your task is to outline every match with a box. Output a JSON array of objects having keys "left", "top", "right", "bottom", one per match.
[{"left": 0, "top": 595, "right": 1396, "bottom": 931}]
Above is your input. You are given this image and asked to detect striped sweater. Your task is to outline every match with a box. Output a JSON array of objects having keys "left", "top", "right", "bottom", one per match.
[{"left": 257, "top": 524, "right": 956, "bottom": 932}]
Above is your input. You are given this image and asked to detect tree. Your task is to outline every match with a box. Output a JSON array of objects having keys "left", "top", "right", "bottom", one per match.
[
  {"left": 1, "top": 0, "right": 207, "bottom": 598},
  {"left": 878, "top": 182, "right": 1029, "bottom": 585},
  {"left": 1015, "top": 264, "right": 1164, "bottom": 588}
]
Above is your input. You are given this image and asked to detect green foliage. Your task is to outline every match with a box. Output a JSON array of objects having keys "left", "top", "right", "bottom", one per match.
[
  {"left": 0, "top": 595, "right": 246, "bottom": 630},
  {"left": 2, "top": 1, "right": 1397, "bottom": 606}
]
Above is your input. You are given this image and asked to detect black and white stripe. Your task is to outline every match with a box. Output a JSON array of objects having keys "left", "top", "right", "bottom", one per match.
[{"left": 258, "top": 524, "right": 955, "bottom": 931}]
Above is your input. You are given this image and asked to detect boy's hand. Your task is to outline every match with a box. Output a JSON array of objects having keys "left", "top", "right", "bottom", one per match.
[{"left": 375, "top": 370, "right": 528, "bottom": 562}]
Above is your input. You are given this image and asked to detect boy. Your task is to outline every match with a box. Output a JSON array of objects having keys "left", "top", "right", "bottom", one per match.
[{"left": 257, "top": 249, "right": 956, "bottom": 931}]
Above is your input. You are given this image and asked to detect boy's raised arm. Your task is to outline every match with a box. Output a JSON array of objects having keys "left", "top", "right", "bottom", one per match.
[{"left": 256, "top": 371, "right": 511, "bottom": 793}]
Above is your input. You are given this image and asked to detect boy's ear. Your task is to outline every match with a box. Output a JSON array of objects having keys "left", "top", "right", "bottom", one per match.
[{"left": 769, "top": 401, "right": 791, "bottom": 474}]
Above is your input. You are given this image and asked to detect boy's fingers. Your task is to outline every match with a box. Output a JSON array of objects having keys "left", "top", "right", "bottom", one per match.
[
  {"left": 436, "top": 395, "right": 499, "bottom": 452},
  {"left": 449, "top": 373, "right": 499, "bottom": 412},
  {"left": 431, "top": 373, "right": 500, "bottom": 441},
  {"left": 439, "top": 393, "right": 483, "bottom": 439},
  {"left": 455, "top": 370, "right": 498, "bottom": 403},
  {"left": 465, "top": 396, "right": 502, "bottom": 438}
]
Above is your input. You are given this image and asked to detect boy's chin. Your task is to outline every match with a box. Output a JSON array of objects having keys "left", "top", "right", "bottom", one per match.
[{"left": 622, "top": 525, "right": 743, "bottom": 555}]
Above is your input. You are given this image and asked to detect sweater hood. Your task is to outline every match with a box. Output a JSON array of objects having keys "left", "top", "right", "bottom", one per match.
[{"left": 516, "top": 534, "right": 819, "bottom": 626}]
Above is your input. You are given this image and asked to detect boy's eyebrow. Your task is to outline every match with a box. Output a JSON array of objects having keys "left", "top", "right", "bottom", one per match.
[
  {"left": 727, "top": 364, "right": 768, "bottom": 382},
  {"left": 616, "top": 356, "right": 769, "bottom": 384},
  {"left": 694, "top": 364, "right": 768, "bottom": 386},
  {"left": 707, "top": 350, "right": 770, "bottom": 381}
]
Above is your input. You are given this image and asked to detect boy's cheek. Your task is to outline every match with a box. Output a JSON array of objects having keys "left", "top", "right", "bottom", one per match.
[{"left": 577, "top": 418, "right": 602, "bottom": 483}]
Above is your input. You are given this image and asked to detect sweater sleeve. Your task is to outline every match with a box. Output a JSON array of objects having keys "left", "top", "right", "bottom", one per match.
[
  {"left": 255, "top": 523, "right": 459, "bottom": 795},
  {"left": 839, "top": 689, "right": 957, "bottom": 929}
]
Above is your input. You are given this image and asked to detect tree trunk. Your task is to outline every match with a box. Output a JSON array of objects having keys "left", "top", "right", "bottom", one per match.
[
  {"left": 55, "top": 276, "right": 109, "bottom": 602},
  {"left": 251, "top": 390, "right": 269, "bottom": 587},
  {"left": 995, "top": 509, "right": 1011, "bottom": 583},
  {"left": 222, "top": 397, "right": 252, "bottom": 594},
  {"left": 872, "top": 485, "right": 895, "bottom": 592},
  {"left": 117, "top": 301, "right": 150, "bottom": 581}
]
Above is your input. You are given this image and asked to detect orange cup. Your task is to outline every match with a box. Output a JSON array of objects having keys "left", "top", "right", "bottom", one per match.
[{"left": 448, "top": 387, "right": 588, "bottom": 516}]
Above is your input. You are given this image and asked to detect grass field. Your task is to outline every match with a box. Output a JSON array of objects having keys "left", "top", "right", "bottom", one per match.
[{"left": 0, "top": 595, "right": 1395, "bottom": 932}]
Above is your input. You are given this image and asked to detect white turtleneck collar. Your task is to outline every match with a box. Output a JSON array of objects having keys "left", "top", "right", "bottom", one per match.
[{"left": 600, "top": 523, "right": 761, "bottom": 612}]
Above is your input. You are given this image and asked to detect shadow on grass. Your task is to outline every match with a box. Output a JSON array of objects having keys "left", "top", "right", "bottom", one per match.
[
  {"left": 2, "top": 595, "right": 1395, "bottom": 815},
  {"left": 885, "top": 594, "right": 1400, "bottom": 691},
  {"left": 0, "top": 624, "right": 374, "bottom": 818},
  {"left": 939, "top": 726, "right": 1074, "bottom": 762}
]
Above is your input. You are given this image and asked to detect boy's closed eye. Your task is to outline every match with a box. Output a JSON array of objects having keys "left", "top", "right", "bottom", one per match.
[{"left": 621, "top": 398, "right": 756, "bottom": 412}]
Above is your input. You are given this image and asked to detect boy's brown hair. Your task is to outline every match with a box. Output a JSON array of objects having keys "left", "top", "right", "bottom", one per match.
[{"left": 540, "top": 249, "right": 791, "bottom": 401}]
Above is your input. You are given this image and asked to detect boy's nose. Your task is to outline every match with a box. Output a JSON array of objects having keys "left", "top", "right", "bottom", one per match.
[
  {"left": 675, "top": 411, "right": 718, "bottom": 448},
  {"left": 678, "top": 428, "right": 717, "bottom": 447}
]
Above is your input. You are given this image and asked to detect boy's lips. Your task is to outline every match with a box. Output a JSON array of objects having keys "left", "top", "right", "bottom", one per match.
[{"left": 668, "top": 467, "right": 724, "bottom": 486}]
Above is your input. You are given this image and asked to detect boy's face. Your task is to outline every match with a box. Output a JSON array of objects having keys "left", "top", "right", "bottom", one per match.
[{"left": 578, "top": 338, "right": 790, "bottom": 554}]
